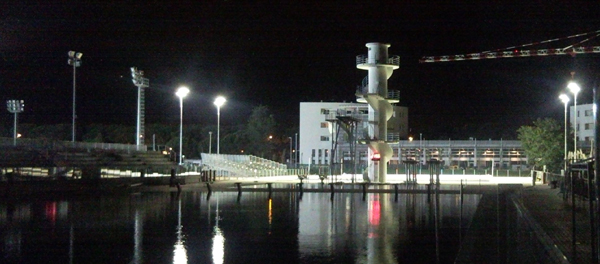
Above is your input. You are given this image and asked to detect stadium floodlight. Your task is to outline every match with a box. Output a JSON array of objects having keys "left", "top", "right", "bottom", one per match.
[
  {"left": 68, "top": 51, "right": 82, "bottom": 142},
  {"left": 131, "top": 67, "right": 150, "bottom": 148},
  {"left": 6, "top": 100, "right": 24, "bottom": 146}
]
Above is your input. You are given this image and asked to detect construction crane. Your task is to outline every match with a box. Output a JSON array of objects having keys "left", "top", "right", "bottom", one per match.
[{"left": 420, "top": 30, "right": 600, "bottom": 63}]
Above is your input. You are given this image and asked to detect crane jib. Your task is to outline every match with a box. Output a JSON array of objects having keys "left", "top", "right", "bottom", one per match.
[{"left": 420, "top": 46, "right": 600, "bottom": 63}]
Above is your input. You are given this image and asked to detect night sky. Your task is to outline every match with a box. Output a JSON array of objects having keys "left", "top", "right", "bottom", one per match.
[{"left": 2, "top": 1, "right": 600, "bottom": 139}]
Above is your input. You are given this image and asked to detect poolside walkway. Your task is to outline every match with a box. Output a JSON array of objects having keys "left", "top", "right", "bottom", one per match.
[{"left": 519, "top": 184, "right": 595, "bottom": 263}]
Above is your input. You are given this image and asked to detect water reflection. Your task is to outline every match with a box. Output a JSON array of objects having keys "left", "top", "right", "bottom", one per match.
[
  {"left": 0, "top": 188, "right": 479, "bottom": 263},
  {"left": 212, "top": 196, "right": 224, "bottom": 264},
  {"left": 173, "top": 198, "right": 187, "bottom": 264}
]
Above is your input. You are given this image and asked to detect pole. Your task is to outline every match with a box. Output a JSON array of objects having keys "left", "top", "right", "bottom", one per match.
[
  {"left": 217, "top": 107, "right": 221, "bottom": 155},
  {"left": 295, "top": 132, "right": 298, "bottom": 167},
  {"left": 209, "top": 131, "right": 213, "bottom": 154},
  {"left": 564, "top": 101, "right": 568, "bottom": 171},
  {"left": 179, "top": 97, "right": 183, "bottom": 164},
  {"left": 13, "top": 112, "right": 17, "bottom": 146},
  {"left": 136, "top": 85, "right": 142, "bottom": 146},
  {"left": 289, "top": 137, "right": 292, "bottom": 166},
  {"left": 72, "top": 63, "right": 76, "bottom": 142},
  {"left": 420, "top": 133, "right": 422, "bottom": 175},
  {"left": 574, "top": 93, "right": 578, "bottom": 158}
]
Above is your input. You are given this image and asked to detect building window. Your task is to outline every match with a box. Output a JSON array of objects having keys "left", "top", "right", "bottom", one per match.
[
  {"left": 585, "top": 136, "right": 591, "bottom": 142},
  {"left": 311, "top": 149, "right": 315, "bottom": 158},
  {"left": 321, "top": 109, "right": 329, "bottom": 115},
  {"left": 578, "top": 111, "right": 580, "bottom": 117},
  {"left": 318, "top": 149, "right": 322, "bottom": 157},
  {"left": 577, "top": 124, "right": 580, "bottom": 131},
  {"left": 585, "top": 110, "right": 593, "bottom": 116},
  {"left": 585, "top": 123, "right": 592, "bottom": 130},
  {"left": 320, "top": 136, "right": 329, "bottom": 141},
  {"left": 321, "top": 122, "right": 328, "bottom": 128},
  {"left": 325, "top": 150, "right": 328, "bottom": 157}
]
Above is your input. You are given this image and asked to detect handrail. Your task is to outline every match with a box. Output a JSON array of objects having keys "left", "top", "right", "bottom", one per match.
[
  {"left": 356, "top": 55, "right": 400, "bottom": 66},
  {"left": 0, "top": 137, "right": 147, "bottom": 152}
]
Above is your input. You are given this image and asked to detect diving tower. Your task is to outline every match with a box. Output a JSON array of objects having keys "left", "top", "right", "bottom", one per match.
[{"left": 355, "top": 43, "right": 400, "bottom": 182}]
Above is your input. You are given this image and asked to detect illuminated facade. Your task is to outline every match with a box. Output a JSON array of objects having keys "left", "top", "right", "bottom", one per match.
[{"left": 570, "top": 103, "right": 594, "bottom": 142}]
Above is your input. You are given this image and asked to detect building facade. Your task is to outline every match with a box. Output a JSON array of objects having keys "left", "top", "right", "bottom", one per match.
[
  {"left": 299, "top": 102, "right": 408, "bottom": 166},
  {"left": 570, "top": 103, "right": 594, "bottom": 142},
  {"left": 299, "top": 102, "right": 528, "bottom": 172}
]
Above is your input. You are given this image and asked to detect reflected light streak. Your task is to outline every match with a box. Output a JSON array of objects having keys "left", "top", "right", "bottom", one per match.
[
  {"left": 173, "top": 242, "right": 187, "bottom": 264},
  {"left": 212, "top": 227, "right": 225, "bottom": 264},
  {"left": 268, "top": 198, "right": 273, "bottom": 226},
  {"left": 369, "top": 200, "right": 381, "bottom": 226},
  {"left": 173, "top": 199, "right": 187, "bottom": 264}
]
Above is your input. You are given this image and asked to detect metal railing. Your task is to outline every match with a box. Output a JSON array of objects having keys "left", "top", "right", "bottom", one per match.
[
  {"left": 201, "top": 153, "right": 290, "bottom": 177},
  {"left": 355, "top": 55, "right": 400, "bottom": 66},
  {"left": 0, "top": 137, "right": 147, "bottom": 152}
]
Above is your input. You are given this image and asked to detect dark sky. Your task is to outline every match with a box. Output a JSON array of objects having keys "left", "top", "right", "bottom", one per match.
[{"left": 1, "top": 1, "right": 600, "bottom": 139}]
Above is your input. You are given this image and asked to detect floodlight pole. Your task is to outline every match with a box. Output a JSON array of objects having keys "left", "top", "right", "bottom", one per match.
[
  {"left": 559, "top": 94, "right": 570, "bottom": 171},
  {"left": 288, "top": 137, "right": 292, "bottom": 166},
  {"left": 568, "top": 79, "right": 581, "bottom": 159},
  {"left": 176, "top": 87, "right": 190, "bottom": 165},
  {"left": 131, "top": 67, "right": 149, "bottom": 149},
  {"left": 7, "top": 100, "right": 24, "bottom": 146},
  {"left": 214, "top": 96, "right": 226, "bottom": 155},
  {"left": 209, "top": 131, "right": 213, "bottom": 154},
  {"left": 68, "top": 51, "right": 82, "bottom": 143}
]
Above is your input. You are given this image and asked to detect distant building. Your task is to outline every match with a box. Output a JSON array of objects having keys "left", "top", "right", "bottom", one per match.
[
  {"left": 570, "top": 103, "right": 594, "bottom": 142},
  {"left": 298, "top": 102, "right": 531, "bottom": 171},
  {"left": 299, "top": 102, "right": 408, "bottom": 167}
]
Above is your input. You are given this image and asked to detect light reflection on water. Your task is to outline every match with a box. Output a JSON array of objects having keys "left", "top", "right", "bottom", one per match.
[{"left": 0, "top": 187, "right": 479, "bottom": 263}]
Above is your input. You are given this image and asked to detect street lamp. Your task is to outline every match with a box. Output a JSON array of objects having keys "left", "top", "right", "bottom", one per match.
[
  {"left": 214, "top": 96, "right": 226, "bottom": 155},
  {"left": 559, "top": 94, "right": 570, "bottom": 171},
  {"left": 6, "top": 100, "right": 24, "bottom": 146},
  {"left": 68, "top": 51, "right": 82, "bottom": 142},
  {"left": 131, "top": 67, "right": 149, "bottom": 148},
  {"left": 568, "top": 81, "right": 581, "bottom": 157},
  {"left": 176, "top": 86, "right": 190, "bottom": 164},
  {"left": 558, "top": 94, "right": 569, "bottom": 171}
]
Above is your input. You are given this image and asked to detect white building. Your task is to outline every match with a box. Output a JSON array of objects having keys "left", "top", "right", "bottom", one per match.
[
  {"left": 299, "top": 102, "right": 408, "bottom": 167},
  {"left": 570, "top": 103, "right": 594, "bottom": 142}
]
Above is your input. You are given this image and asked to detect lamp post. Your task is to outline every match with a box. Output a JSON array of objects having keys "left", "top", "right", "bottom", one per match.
[
  {"left": 568, "top": 81, "right": 581, "bottom": 158},
  {"left": 176, "top": 86, "right": 190, "bottom": 165},
  {"left": 214, "top": 96, "right": 226, "bottom": 155},
  {"left": 209, "top": 131, "right": 213, "bottom": 154},
  {"left": 131, "top": 67, "right": 149, "bottom": 148},
  {"left": 559, "top": 94, "right": 570, "bottom": 171},
  {"left": 6, "top": 100, "right": 24, "bottom": 146},
  {"left": 288, "top": 136, "right": 292, "bottom": 166},
  {"left": 68, "top": 51, "right": 82, "bottom": 142},
  {"left": 419, "top": 133, "right": 422, "bottom": 174}
]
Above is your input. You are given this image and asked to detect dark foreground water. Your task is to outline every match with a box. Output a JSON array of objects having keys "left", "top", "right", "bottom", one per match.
[{"left": 1, "top": 185, "right": 480, "bottom": 263}]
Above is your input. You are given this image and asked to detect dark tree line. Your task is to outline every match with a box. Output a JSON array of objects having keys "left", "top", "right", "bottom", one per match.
[{"left": 7, "top": 105, "right": 295, "bottom": 162}]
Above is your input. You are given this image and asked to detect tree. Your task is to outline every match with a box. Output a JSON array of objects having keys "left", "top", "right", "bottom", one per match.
[
  {"left": 244, "top": 105, "right": 277, "bottom": 157},
  {"left": 517, "top": 118, "right": 564, "bottom": 173}
]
